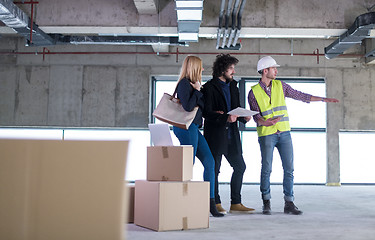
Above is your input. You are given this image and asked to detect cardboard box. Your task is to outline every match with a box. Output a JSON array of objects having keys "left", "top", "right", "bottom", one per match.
[
  {"left": 127, "top": 184, "right": 135, "bottom": 223},
  {"left": 0, "top": 140, "right": 129, "bottom": 240},
  {"left": 147, "top": 146, "right": 193, "bottom": 181},
  {"left": 134, "top": 180, "right": 209, "bottom": 231}
]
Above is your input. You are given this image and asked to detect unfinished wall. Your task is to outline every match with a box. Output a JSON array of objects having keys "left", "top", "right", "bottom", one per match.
[{"left": 2, "top": 37, "right": 371, "bottom": 129}]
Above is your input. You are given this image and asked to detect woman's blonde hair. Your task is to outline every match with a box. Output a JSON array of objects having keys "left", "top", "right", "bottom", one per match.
[{"left": 178, "top": 55, "right": 202, "bottom": 84}]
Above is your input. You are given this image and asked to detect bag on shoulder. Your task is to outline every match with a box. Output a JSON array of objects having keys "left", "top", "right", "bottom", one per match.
[{"left": 152, "top": 92, "right": 198, "bottom": 130}]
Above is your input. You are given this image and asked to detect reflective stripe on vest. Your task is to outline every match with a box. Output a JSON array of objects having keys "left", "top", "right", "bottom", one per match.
[{"left": 251, "top": 80, "right": 291, "bottom": 137}]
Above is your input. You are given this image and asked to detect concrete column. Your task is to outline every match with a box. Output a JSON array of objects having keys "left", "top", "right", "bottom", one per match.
[{"left": 325, "top": 68, "right": 344, "bottom": 185}]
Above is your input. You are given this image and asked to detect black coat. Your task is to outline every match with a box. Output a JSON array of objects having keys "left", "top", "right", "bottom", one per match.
[
  {"left": 175, "top": 78, "right": 204, "bottom": 126},
  {"left": 202, "top": 77, "right": 246, "bottom": 156}
]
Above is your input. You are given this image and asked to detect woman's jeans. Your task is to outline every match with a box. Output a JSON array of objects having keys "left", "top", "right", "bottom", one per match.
[
  {"left": 173, "top": 123, "right": 216, "bottom": 198},
  {"left": 258, "top": 131, "right": 294, "bottom": 202}
]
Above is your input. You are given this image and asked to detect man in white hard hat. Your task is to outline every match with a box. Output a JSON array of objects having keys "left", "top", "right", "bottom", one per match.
[{"left": 248, "top": 56, "right": 339, "bottom": 215}]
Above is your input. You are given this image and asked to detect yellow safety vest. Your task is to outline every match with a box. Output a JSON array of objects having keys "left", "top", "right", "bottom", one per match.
[{"left": 251, "top": 80, "right": 290, "bottom": 137}]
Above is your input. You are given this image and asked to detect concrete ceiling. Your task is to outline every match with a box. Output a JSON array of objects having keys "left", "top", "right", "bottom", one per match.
[{"left": 0, "top": 0, "right": 374, "bottom": 43}]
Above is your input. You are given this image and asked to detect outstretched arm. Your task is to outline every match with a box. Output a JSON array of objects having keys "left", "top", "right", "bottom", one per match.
[
  {"left": 310, "top": 96, "right": 339, "bottom": 103},
  {"left": 282, "top": 81, "right": 339, "bottom": 103}
]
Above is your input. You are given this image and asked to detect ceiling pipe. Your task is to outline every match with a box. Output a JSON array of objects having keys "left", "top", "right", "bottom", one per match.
[
  {"left": 59, "top": 35, "right": 185, "bottom": 46},
  {"left": 29, "top": 0, "right": 36, "bottom": 44},
  {"left": 13, "top": 1, "right": 39, "bottom": 3},
  {"left": 232, "top": 0, "right": 246, "bottom": 46},
  {"left": 215, "top": 0, "right": 226, "bottom": 49},
  {"left": 227, "top": 0, "right": 240, "bottom": 47},
  {"left": 0, "top": 49, "right": 363, "bottom": 64},
  {"left": 0, "top": 50, "right": 362, "bottom": 57},
  {"left": 221, "top": 0, "right": 233, "bottom": 48}
]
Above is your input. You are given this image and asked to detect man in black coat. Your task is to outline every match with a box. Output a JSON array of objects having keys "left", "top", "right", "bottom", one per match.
[{"left": 202, "top": 54, "right": 254, "bottom": 214}]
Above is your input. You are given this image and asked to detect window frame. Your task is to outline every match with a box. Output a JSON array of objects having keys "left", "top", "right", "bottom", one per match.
[{"left": 152, "top": 76, "right": 327, "bottom": 132}]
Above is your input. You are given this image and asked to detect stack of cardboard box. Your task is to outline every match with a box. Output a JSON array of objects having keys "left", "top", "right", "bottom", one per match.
[{"left": 133, "top": 145, "right": 210, "bottom": 231}]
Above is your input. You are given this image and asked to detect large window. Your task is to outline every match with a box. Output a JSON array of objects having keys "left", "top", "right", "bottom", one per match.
[
  {"left": 339, "top": 131, "right": 375, "bottom": 184},
  {"left": 152, "top": 76, "right": 328, "bottom": 184}
]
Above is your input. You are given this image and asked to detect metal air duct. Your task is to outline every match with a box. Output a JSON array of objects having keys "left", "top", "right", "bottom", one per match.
[
  {"left": 175, "top": 0, "right": 204, "bottom": 42},
  {"left": 324, "top": 12, "right": 375, "bottom": 59},
  {"left": 61, "top": 35, "right": 185, "bottom": 46},
  {"left": 0, "top": 0, "right": 54, "bottom": 46},
  {"left": 0, "top": 0, "right": 28, "bottom": 28},
  {"left": 14, "top": 21, "right": 55, "bottom": 46},
  {"left": 0, "top": 0, "right": 187, "bottom": 47}
]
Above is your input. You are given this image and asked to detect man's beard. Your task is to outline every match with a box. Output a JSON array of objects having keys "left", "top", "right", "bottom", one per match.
[{"left": 223, "top": 74, "right": 233, "bottom": 82}]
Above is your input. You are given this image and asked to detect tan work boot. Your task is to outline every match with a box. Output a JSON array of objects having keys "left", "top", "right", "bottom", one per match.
[
  {"left": 215, "top": 203, "right": 227, "bottom": 214},
  {"left": 229, "top": 203, "right": 255, "bottom": 213}
]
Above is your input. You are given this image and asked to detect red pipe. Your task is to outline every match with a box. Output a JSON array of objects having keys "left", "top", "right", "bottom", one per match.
[
  {"left": 176, "top": 47, "right": 179, "bottom": 63},
  {"left": 29, "top": 0, "right": 35, "bottom": 44},
  {"left": 14, "top": 1, "right": 39, "bottom": 4},
  {"left": 42, "top": 47, "right": 50, "bottom": 61}
]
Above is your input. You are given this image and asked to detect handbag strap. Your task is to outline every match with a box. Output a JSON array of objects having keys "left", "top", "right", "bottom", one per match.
[{"left": 172, "top": 83, "right": 179, "bottom": 98}]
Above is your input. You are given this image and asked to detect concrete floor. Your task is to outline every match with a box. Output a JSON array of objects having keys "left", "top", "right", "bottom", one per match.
[{"left": 126, "top": 184, "right": 375, "bottom": 240}]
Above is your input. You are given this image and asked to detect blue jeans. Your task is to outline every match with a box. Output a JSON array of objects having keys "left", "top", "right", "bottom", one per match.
[
  {"left": 173, "top": 123, "right": 216, "bottom": 198},
  {"left": 258, "top": 131, "right": 294, "bottom": 202}
]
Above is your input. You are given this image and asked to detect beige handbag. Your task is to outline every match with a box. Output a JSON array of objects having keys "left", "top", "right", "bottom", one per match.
[{"left": 152, "top": 92, "right": 198, "bottom": 130}]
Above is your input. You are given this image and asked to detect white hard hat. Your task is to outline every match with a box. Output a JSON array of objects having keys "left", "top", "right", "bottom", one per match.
[{"left": 257, "top": 56, "right": 280, "bottom": 72}]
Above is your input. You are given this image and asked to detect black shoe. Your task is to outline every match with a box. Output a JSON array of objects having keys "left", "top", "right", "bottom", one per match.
[
  {"left": 210, "top": 198, "right": 224, "bottom": 217},
  {"left": 284, "top": 201, "right": 303, "bottom": 215},
  {"left": 262, "top": 200, "right": 271, "bottom": 215}
]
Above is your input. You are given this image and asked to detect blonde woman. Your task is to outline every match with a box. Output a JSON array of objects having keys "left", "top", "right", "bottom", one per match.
[{"left": 173, "top": 56, "right": 223, "bottom": 217}]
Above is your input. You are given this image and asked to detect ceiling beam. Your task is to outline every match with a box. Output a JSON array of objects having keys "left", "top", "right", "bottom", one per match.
[
  {"left": 30, "top": 26, "right": 348, "bottom": 39},
  {"left": 133, "top": 0, "right": 157, "bottom": 15}
]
